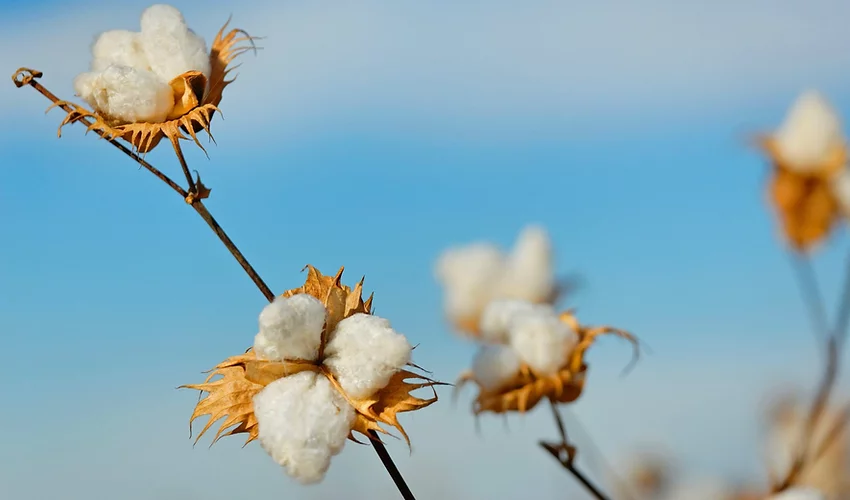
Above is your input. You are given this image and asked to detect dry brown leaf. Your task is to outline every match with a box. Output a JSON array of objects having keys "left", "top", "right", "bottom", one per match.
[
  {"left": 458, "top": 311, "right": 638, "bottom": 415},
  {"left": 50, "top": 18, "right": 258, "bottom": 159},
  {"left": 184, "top": 266, "right": 442, "bottom": 452},
  {"left": 757, "top": 136, "right": 847, "bottom": 252}
]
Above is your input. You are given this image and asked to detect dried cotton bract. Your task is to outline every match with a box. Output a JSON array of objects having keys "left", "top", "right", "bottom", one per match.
[
  {"left": 457, "top": 299, "right": 637, "bottom": 415},
  {"left": 53, "top": 4, "right": 256, "bottom": 160},
  {"left": 182, "top": 266, "right": 441, "bottom": 484},
  {"left": 435, "top": 225, "right": 558, "bottom": 337},
  {"left": 757, "top": 91, "right": 850, "bottom": 251}
]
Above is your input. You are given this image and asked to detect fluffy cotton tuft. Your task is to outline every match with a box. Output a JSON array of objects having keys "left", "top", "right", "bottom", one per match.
[
  {"left": 496, "top": 225, "right": 555, "bottom": 302},
  {"left": 775, "top": 91, "right": 844, "bottom": 173},
  {"left": 253, "top": 372, "right": 355, "bottom": 484},
  {"left": 254, "top": 294, "right": 328, "bottom": 362},
  {"left": 323, "top": 314, "right": 412, "bottom": 399},
  {"left": 435, "top": 243, "right": 505, "bottom": 323},
  {"left": 508, "top": 305, "right": 578, "bottom": 375},
  {"left": 471, "top": 344, "right": 522, "bottom": 391},
  {"left": 769, "top": 488, "right": 827, "bottom": 500},
  {"left": 139, "top": 4, "right": 211, "bottom": 82},
  {"left": 73, "top": 65, "right": 174, "bottom": 124},
  {"left": 479, "top": 298, "right": 538, "bottom": 344},
  {"left": 90, "top": 30, "right": 151, "bottom": 72},
  {"left": 74, "top": 4, "right": 211, "bottom": 124}
]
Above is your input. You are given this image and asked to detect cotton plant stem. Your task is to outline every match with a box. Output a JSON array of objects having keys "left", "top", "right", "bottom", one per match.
[
  {"left": 773, "top": 251, "right": 850, "bottom": 493},
  {"left": 14, "top": 68, "right": 418, "bottom": 500},
  {"left": 543, "top": 399, "right": 612, "bottom": 500}
]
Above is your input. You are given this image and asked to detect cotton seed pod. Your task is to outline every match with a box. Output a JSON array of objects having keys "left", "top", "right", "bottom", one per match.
[
  {"left": 182, "top": 266, "right": 443, "bottom": 451},
  {"left": 51, "top": 18, "right": 256, "bottom": 159},
  {"left": 755, "top": 91, "right": 848, "bottom": 252},
  {"left": 456, "top": 310, "right": 638, "bottom": 415}
]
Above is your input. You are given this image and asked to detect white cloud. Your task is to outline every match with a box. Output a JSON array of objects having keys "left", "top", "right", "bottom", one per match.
[{"left": 4, "top": 0, "right": 850, "bottom": 138}]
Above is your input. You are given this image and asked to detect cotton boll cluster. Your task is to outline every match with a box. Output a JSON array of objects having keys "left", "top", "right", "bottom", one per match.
[
  {"left": 249, "top": 293, "right": 417, "bottom": 484},
  {"left": 323, "top": 314, "right": 412, "bottom": 399},
  {"left": 472, "top": 299, "right": 578, "bottom": 383},
  {"left": 254, "top": 294, "right": 327, "bottom": 362},
  {"left": 73, "top": 4, "right": 211, "bottom": 124},
  {"left": 774, "top": 91, "right": 845, "bottom": 173},
  {"left": 435, "top": 225, "right": 556, "bottom": 333},
  {"left": 253, "top": 372, "right": 355, "bottom": 484}
]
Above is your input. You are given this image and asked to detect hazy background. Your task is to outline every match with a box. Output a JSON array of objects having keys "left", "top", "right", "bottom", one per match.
[{"left": 2, "top": 0, "right": 850, "bottom": 498}]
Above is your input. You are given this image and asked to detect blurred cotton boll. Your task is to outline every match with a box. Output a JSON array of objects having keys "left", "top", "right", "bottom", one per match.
[
  {"left": 774, "top": 91, "right": 845, "bottom": 173},
  {"left": 479, "top": 298, "right": 538, "bottom": 344},
  {"left": 254, "top": 293, "right": 327, "bottom": 362},
  {"left": 253, "top": 372, "right": 355, "bottom": 485},
  {"left": 435, "top": 243, "right": 505, "bottom": 325},
  {"left": 471, "top": 344, "right": 522, "bottom": 391},
  {"left": 769, "top": 487, "right": 827, "bottom": 500},
  {"left": 497, "top": 225, "right": 555, "bottom": 303},
  {"left": 73, "top": 65, "right": 173, "bottom": 123},
  {"left": 508, "top": 305, "right": 578, "bottom": 376},
  {"left": 323, "top": 313, "right": 412, "bottom": 399},
  {"left": 139, "top": 4, "right": 212, "bottom": 82}
]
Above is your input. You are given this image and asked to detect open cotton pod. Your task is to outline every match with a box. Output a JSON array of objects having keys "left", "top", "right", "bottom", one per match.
[
  {"left": 435, "top": 225, "right": 563, "bottom": 338},
  {"left": 52, "top": 4, "right": 256, "bottom": 162},
  {"left": 182, "top": 266, "right": 443, "bottom": 484},
  {"left": 456, "top": 301, "right": 637, "bottom": 415},
  {"left": 756, "top": 91, "right": 849, "bottom": 251}
]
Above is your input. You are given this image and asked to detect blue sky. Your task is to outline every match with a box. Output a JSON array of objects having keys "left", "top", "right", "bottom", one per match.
[{"left": 2, "top": 0, "right": 850, "bottom": 498}]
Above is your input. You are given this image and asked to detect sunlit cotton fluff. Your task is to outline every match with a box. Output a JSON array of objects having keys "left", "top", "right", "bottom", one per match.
[
  {"left": 479, "top": 299, "right": 538, "bottom": 343},
  {"left": 471, "top": 344, "right": 522, "bottom": 391},
  {"left": 769, "top": 488, "right": 827, "bottom": 500},
  {"left": 774, "top": 91, "right": 845, "bottom": 173},
  {"left": 253, "top": 372, "right": 355, "bottom": 485},
  {"left": 323, "top": 314, "right": 412, "bottom": 399},
  {"left": 435, "top": 225, "right": 556, "bottom": 333},
  {"left": 248, "top": 294, "right": 416, "bottom": 484},
  {"left": 253, "top": 294, "right": 328, "bottom": 362},
  {"left": 73, "top": 4, "right": 211, "bottom": 124},
  {"left": 507, "top": 305, "right": 578, "bottom": 375}
]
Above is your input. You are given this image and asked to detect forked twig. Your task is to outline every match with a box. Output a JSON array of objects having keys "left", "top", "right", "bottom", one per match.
[{"left": 14, "top": 68, "right": 417, "bottom": 500}]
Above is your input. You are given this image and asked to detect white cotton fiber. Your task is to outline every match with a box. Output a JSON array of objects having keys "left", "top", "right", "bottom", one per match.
[
  {"left": 323, "top": 313, "right": 412, "bottom": 399},
  {"left": 139, "top": 4, "right": 211, "bottom": 83},
  {"left": 254, "top": 294, "right": 328, "bottom": 362},
  {"left": 497, "top": 225, "right": 555, "bottom": 303},
  {"left": 471, "top": 344, "right": 521, "bottom": 391},
  {"left": 769, "top": 488, "right": 827, "bottom": 500},
  {"left": 435, "top": 243, "right": 505, "bottom": 324},
  {"left": 73, "top": 65, "right": 174, "bottom": 124},
  {"left": 775, "top": 91, "right": 844, "bottom": 173},
  {"left": 90, "top": 30, "right": 150, "bottom": 72},
  {"left": 478, "top": 299, "right": 537, "bottom": 344},
  {"left": 253, "top": 372, "right": 355, "bottom": 484},
  {"left": 507, "top": 306, "right": 578, "bottom": 376}
]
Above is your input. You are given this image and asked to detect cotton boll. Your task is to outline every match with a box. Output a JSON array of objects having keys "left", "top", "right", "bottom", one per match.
[
  {"left": 253, "top": 372, "right": 355, "bottom": 484},
  {"left": 774, "top": 91, "right": 844, "bottom": 173},
  {"left": 254, "top": 294, "right": 327, "bottom": 362},
  {"left": 139, "top": 4, "right": 211, "bottom": 82},
  {"left": 498, "top": 225, "right": 555, "bottom": 302},
  {"left": 90, "top": 30, "right": 150, "bottom": 72},
  {"left": 435, "top": 243, "right": 505, "bottom": 323},
  {"left": 508, "top": 306, "right": 578, "bottom": 376},
  {"left": 769, "top": 488, "right": 827, "bottom": 500},
  {"left": 73, "top": 65, "right": 174, "bottom": 124},
  {"left": 479, "top": 299, "right": 537, "bottom": 344},
  {"left": 324, "top": 314, "right": 412, "bottom": 399},
  {"left": 471, "top": 344, "right": 521, "bottom": 391}
]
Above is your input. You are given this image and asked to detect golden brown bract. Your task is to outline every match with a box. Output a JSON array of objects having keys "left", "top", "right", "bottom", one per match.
[
  {"left": 50, "top": 19, "right": 257, "bottom": 159},
  {"left": 758, "top": 137, "right": 848, "bottom": 252},
  {"left": 457, "top": 311, "right": 637, "bottom": 415},
  {"left": 182, "top": 266, "right": 443, "bottom": 450}
]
